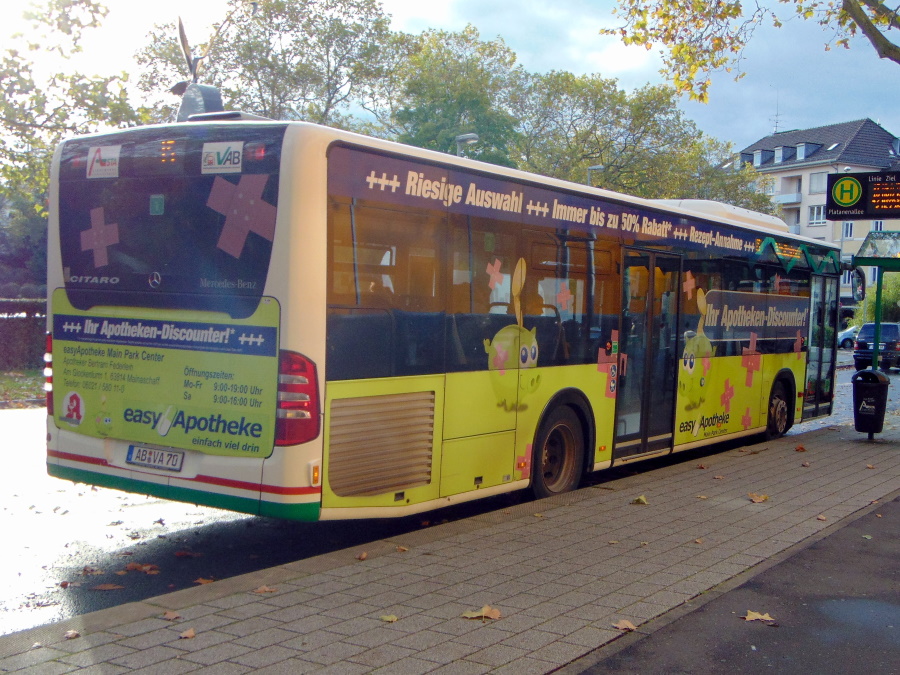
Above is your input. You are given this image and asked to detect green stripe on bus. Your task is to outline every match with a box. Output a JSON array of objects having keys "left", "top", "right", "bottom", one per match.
[{"left": 47, "top": 464, "right": 320, "bottom": 521}]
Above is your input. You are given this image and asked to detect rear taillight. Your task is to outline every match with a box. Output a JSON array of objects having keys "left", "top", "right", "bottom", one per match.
[
  {"left": 275, "top": 350, "right": 320, "bottom": 446},
  {"left": 44, "top": 332, "right": 53, "bottom": 415}
]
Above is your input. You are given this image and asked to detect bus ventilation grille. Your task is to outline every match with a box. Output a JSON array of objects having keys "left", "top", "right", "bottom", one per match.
[{"left": 328, "top": 391, "right": 435, "bottom": 497}]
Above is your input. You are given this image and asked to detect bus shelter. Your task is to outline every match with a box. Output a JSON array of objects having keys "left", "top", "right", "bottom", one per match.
[{"left": 853, "top": 231, "right": 900, "bottom": 369}]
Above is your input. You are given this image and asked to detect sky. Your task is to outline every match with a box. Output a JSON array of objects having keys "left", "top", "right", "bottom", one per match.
[{"left": 4, "top": 0, "right": 900, "bottom": 151}]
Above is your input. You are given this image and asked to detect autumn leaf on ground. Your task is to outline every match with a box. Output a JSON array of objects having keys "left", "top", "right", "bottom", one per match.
[
  {"left": 817, "top": 515, "right": 827, "bottom": 521},
  {"left": 64, "top": 630, "right": 80, "bottom": 640},
  {"left": 91, "top": 584, "right": 125, "bottom": 591},
  {"left": 866, "top": 464, "right": 875, "bottom": 469},
  {"left": 801, "top": 462, "right": 811, "bottom": 467},
  {"left": 748, "top": 493, "right": 769, "bottom": 503},
  {"left": 695, "top": 538, "right": 704, "bottom": 544},
  {"left": 193, "top": 578, "right": 215, "bottom": 585},
  {"left": 713, "top": 475, "right": 725, "bottom": 480},
  {"left": 162, "top": 611, "right": 181, "bottom": 621},
  {"left": 380, "top": 615, "right": 399, "bottom": 623},
  {"left": 462, "top": 605, "right": 502, "bottom": 621},
  {"left": 696, "top": 495, "right": 708, "bottom": 500},
  {"left": 174, "top": 550, "right": 202, "bottom": 558},
  {"left": 877, "top": 514, "right": 883, "bottom": 518},
  {"left": 396, "top": 546, "right": 409, "bottom": 553},
  {"left": 30, "top": 643, "right": 42, "bottom": 649},
  {"left": 81, "top": 566, "right": 103, "bottom": 576},
  {"left": 697, "top": 464, "right": 707, "bottom": 470},
  {"left": 743, "top": 610, "right": 775, "bottom": 622},
  {"left": 125, "top": 563, "right": 160, "bottom": 574},
  {"left": 179, "top": 628, "right": 196, "bottom": 639},
  {"left": 631, "top": 495, "right": 648, "bottom": 505},
  {"left": 356, "top": 551, "right": 368, "bottom": 561},
  {"left": 533, "top": 513, "right": 544, "bottom": 518},
  {"left": 252, "top": 585, "right": 277, "bottom": 594},
  {"left": 795, "top": 445, "right": 806, "bottom": 452},
  {"left": 613, "top": 619, "right": 636, "bottom": 631}
]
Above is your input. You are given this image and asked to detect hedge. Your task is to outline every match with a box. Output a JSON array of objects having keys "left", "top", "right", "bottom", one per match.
[{"left": 0, "top": 299, "right": 47, "bottom": 371}]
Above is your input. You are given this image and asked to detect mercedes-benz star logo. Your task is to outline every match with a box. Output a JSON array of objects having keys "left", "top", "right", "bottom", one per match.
[{"left": 148, "top": 271, "right": 162, "bottom": 289}]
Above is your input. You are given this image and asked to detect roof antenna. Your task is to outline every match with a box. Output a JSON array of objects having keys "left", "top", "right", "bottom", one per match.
[
  {"left": 770, "top": 86, "right": 782, "bottom": 134},
  {"left": 170, "top": 16, "right": 224, "bottom": 121}
]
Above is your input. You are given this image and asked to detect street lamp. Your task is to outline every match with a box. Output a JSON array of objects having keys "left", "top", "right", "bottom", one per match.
[
  {"left": 587, "top": 164, "right": 604, "bottom": 186},
  {"left": 455, "top": 133, "right": 479, "bottom": 157}
]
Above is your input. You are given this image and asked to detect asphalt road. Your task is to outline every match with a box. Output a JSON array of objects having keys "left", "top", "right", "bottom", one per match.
[{"left": 2, "top": 353, "right": 896, "bottom": 638}]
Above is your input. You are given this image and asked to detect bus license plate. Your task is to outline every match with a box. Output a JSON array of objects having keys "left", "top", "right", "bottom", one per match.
[{"left": 126, "top": 445, "right": 184, "bottom": 472}]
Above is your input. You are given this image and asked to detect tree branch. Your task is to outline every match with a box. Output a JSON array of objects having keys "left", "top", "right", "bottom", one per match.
[{"left": 842, "top": 0, "right": 900, "bottom": 63}]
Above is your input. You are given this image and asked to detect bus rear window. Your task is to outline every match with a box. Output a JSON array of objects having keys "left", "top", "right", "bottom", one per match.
[{"left": 57, "top": 125, "right": 286, "bottom": 318}]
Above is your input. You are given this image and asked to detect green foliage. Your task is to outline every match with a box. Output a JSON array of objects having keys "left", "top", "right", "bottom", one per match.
[
  {"left": 603, "top": 0, "right": 900, "bottom": 101},
  {"left": 860, "top": 273, "right": 900, "bottom": 323}
]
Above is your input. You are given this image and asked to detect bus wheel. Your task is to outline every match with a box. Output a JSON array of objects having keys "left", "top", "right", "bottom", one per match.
[
  {"left": 765, "top": 380, "right": 790, "bottom": 440},
  {"left": 532, "top": 406, "right": 584, "bottom": 498}
]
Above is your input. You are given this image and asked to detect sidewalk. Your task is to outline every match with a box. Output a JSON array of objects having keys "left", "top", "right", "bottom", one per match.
[{"left": 2, "top": 418, "right": 899, "bottom": 674}]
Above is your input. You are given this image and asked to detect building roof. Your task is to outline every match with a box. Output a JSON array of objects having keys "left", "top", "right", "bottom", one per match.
[{"left": 739, "top": 119, "right": 899, "bottom": 171}]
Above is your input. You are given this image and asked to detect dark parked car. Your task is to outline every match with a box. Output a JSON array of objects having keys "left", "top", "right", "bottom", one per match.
[{"left": 853, "top": 322, "right": 900, "bottom": 370}]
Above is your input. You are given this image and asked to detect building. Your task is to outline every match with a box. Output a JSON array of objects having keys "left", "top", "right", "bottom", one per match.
[{"left": 739, "top": 119, "right": 900, "bottom": 314}]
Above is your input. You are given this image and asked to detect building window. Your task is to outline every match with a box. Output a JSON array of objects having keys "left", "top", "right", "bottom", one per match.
[
  {"left": 809, "top": 172, "right": 827, "bottom": 194},
  {"left": 842, "top": 269, "right": 854, "bottom": 285},
  {"left": 809, "top": 205, "right": 826, "bottom": 226},
  {"left": 873, "top": 220, "right": 884, "bottom": 232},
  {"left": 843, "top": 221, "right": 854, "bottom": 239}
]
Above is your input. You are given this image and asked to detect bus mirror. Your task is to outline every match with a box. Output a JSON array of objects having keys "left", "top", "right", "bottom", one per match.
[{"left": 851, "top": 268, "right": 866, "bottom": 303}]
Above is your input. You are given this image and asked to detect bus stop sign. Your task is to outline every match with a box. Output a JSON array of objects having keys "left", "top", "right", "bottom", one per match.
[{"left": 826, "top": 171, "right": 900, "bottom": 220}]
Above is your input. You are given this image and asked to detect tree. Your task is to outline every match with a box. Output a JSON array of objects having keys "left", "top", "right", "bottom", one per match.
[
  {"left": 135, "top": 0, "right": 391, "bottom": 126},
  {"left": 0, "top": 0, "right": 142, "bottom": 202},
  {"left": 508, "top": 72, "right": 776, "bottom": 212},
  {"left": 602, "top": 0, "right": 900, "bottom": 102},
  {"left": 361, "top": 26, "right": 522, "bottom": 166}
]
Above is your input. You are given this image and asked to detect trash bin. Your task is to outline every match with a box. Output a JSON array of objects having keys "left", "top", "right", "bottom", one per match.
[{"left": 852, "top": 369, "right": 890, "bottom": 436}]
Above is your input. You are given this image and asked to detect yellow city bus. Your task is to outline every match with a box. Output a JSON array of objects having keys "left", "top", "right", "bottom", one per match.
[{"left": 45, "top": 119, "right": 841, "bottom": 520}]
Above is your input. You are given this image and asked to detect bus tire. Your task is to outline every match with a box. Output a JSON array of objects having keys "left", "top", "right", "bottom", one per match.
[
  {"left": 765, "top": 380, "right": 791, "bottom": 440},
  {"left": 531, "top": 406, "right": 585, "bottom": 499}
]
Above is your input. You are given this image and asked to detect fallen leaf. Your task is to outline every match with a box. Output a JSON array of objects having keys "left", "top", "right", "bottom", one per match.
[
  {"left": 91, "top": 584, "right": 125, "bottom": 591},
  {"left": 801, "top": 462, "right": 811, "bottom": 467},
  {"left": 877, "top": 514, "right": 883, "bottom": 518},
  {"left": 866, "top": 464, "right": 875, "bottom": 470},
  {"left": 743, "top": 610, "right": 775, "bottom": 622},
  {"left": 640, "top": 541, "right": 649, "bottom": 546},
  {"left": 863, "top": 535, "right": 873, "bottom": 540},
  {"left": 125, "top": 563, "right": 160, "bottom": 574},
  {"left": 696, "top": 495, "right": 708, "bottom": 500},
  {"left": 748, "top": 493, "right": 769, "bottom": 503},
  {"left": 697, "top": 464, "right": 707, "bottom": 470},
  {"left": 396, "top": 546, "right": 409, "bottom": 553},
  {"left": 817, "top": 515, "right": 827, "bottom": 521},
  {"left": 870, "top": 500, "right": 880, "bottom": 505},
  {"left": 795, "top": 445, "right": 806, "bottom": 452},
  {"left": 613, "top": 619, "right": 636, "bottom": 631},
  {"left": 64, "top": 630, "right": 80, "bottom": 640},
  {"left": 179, "top": 628, "right": 196, "bottom": 639},
  {"left": 533, "top": 513, "right": 544, "bottom": 518},
  {"left": 81, "top": 566, "right": 103, "bottom": 576},
  {"left": 380, "top": 614, "right": 399, "bottom": 623},
  {"left": 695, "top": 538, "right": 704, "bottom": 544},
  {"left": 713, "top": 475, "right": 725, "bottom": 480},
  {"left": 107, "top": 521, "right": 123, "bottom": 526},
  {"left": 193, "top": 578, "right": 215, "bottom": 585},
  {"left": 631, "top": 495, "right": 648, "bottom": 505},
  {"left": 252, "top": 585, "right": 277, "bottom": 594},
  {"left": 162, "top": 611, "right": 181, "bottom": 621},
  {"left": 30, "top": 642, "right": 42, "bottom": 649},
  {"left": 356, "top": 552, "right": 368, "bottom": 561},
  {"left": 462, "top": 605, "right": 502, "bottom": 621},
  {"left": 114, "top": 571, "right": 128, "bottom": 576},
  {"left": 154, "top": 518, "right": 165, "bottom": 525}
]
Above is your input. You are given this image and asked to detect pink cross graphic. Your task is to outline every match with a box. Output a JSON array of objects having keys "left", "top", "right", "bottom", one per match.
[
  {"left": 748, "top": 332, "right": 758, "bottom": 353},
  {"left": 741, "top": 349, "right": 761, "bottom": 387},
  {"left": 773, "top": 273, "right": 782, "bottom": 293},
  {"left": 486, "top": 259, "right": 503, "bottom": 290},
  {"left": 81, "top": 208, "right": 119, "bottom": 268},
  {"left": 741, "top": 407, "right": 753, "bottom": 430},
  {"left": 557, "top": 283, "right": 572, "bottom": 310},
  {"left": 720, "top": 378, "right": 734, "bottom": 412},
  {"left": 703, "top": 356, "right": 711, "bottom": 376},
  {"left": 517, "top": 448, "right": 532, "bottom": 480},
  {"left": 207, "top": 175, "right": 276, "bottom": 258},
  {"left": 682, "top": 270, "right": 696, "bottom": 299},
  {"left": 492, "top": 342, "right": 509, "bottom": 374}
]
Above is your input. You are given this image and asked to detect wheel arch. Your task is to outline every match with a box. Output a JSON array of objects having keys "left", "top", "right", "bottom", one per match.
[
  {"left": 534, "top": 388, "right": 596, "bottom": 478},
  {"left": 771, "top": 368, "right": 797, "bottom": 428}
]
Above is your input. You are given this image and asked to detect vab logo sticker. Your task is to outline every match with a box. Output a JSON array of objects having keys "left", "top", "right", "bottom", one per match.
[
  {"left": 61, "top": 391, "right": 84, "bottom": 426},
  {"left": 86, "top": 146, "right": 121, "bottom": 179},
  {"left": 202, "top": 142, "right": 244, "bottom": 174},
  {"left": 832, "top": 176, "right": 862, "bottom": 207}
]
